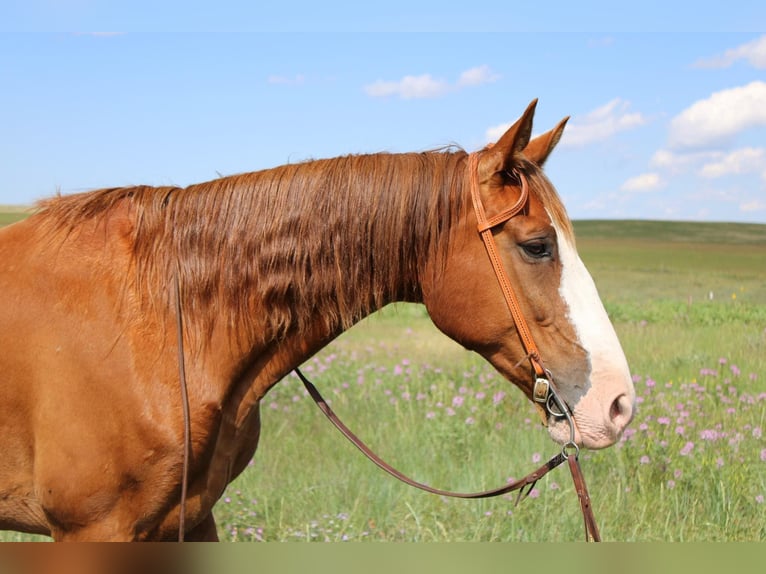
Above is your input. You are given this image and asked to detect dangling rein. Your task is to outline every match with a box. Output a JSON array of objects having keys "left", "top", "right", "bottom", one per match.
[
  {"left": 173, "top": 152, "right": 600, "bottom": 542},
  {"left": 293, "top": 367, "right": 599, "bottom": 542}
]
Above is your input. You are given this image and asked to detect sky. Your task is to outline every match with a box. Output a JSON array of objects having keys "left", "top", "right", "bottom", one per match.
[{"left": 2, "top": 2, "right": 766, "bottom": 223}]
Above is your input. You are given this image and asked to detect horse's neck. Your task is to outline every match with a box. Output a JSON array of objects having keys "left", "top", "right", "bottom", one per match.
[{"left": 176, "top": 154, "right": 462, "bottom": 402}]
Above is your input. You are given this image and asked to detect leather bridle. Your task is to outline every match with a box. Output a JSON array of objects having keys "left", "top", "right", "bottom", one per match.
[{"left": 173, "top": 151, "right": 601, "bottom": 541}]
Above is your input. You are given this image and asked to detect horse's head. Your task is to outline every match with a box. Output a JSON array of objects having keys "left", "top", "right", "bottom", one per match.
[{"left": 423, "top": 100, "right": 635, "bottom": 450}]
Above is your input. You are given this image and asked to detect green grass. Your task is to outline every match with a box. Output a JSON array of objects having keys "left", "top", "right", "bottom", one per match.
[
  {"left": 573, "top": 219, "right": 766, "bottom": 245},
  {"left": 1, "top": 216, "right": 765, "bottom": 541},
  {"left": 212, "top": 313, "right": 765, "bottom": 542},
  {"left": 0, "top": 206, "right": 31, "bottom": 226}
]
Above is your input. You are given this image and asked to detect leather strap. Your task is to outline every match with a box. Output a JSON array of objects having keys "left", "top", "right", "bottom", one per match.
[
  {"left": 174, "top": 271, "right": 192, "bottom": 542},
  {"left": 467, "top": 153, "right": 545, "bottom": 378},
  {"left": 568, "top": 455, "right": 601, "bottom": 542},
  {"left": 296, "top": 368, "right": 600, "bottom": 541},
  {"left": 296, "top": 368, "right": 566, "bottom": 500}
]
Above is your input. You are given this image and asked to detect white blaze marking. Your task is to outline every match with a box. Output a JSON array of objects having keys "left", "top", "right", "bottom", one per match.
[
  {"left": 553, "top": 223, "right": 635, "bottom": 447},
  {"left": 556, "top": 231, "right": 627, "bottom": 377}
]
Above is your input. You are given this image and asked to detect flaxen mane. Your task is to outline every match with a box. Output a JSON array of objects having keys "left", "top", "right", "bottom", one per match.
[{"left": 36, "top": 149, "right": 573, "bottom": 346}]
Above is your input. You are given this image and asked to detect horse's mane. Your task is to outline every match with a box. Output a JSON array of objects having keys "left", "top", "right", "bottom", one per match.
[
  {"left": 38, "top": 151, "right": 469, "bottom": 344},
  {"left": 36, "top": 150, "right": 574, "bottom": 347}
]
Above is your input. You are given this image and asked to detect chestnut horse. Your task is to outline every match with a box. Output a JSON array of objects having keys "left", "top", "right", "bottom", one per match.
[{"left": 0, "top": 101, "right": 635, "bottom": 541}]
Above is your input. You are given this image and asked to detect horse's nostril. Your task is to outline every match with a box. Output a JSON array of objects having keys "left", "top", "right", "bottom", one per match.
[{"left": 609, "top": 393, "right": 634, "bottom": 430}]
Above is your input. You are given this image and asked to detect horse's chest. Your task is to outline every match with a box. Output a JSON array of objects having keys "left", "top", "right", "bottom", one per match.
[{"left": 198, "top": 396, "right": 262, "bottom": 498}]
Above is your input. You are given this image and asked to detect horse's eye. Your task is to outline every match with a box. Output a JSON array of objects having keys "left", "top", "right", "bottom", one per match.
[{"left": 520, "top": 241, "right": 552, "bottom": 260}]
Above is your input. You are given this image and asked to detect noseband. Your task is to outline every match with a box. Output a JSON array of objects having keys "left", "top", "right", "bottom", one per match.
[{"left": 174, "top": 151, "right": 601, "bottom": 541}]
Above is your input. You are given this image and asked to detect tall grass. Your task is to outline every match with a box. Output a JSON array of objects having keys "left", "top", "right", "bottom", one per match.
[{"left": 213, "top": 308, "right": 765, "bottom": 542}]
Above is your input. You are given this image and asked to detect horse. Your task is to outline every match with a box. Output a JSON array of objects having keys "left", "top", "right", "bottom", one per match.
[{"left": 0, "top": 100, "right": 635, "bottom": 541}]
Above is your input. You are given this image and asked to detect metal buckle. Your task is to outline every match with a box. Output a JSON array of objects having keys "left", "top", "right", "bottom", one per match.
[
  {"left": 533, "top": 377, "right": 550, "bottom": 404},
  {"left": 534, "top": 375, "right": 571, "bottom": 420}
]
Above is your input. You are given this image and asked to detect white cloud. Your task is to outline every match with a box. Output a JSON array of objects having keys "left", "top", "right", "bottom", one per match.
[
  {"left": 668, "top": 81, "right": 766, "bottom": 149},
  {"left": 560, "top": 98, "right": 646, "bottom": 147},
  {"left": 364, "top": 74, "right": 449, "bottom": 99},
  {"left": 620, "top": 172, "right": 664, "bottom": 192},
  {"left": 693, "top": 35, "right": 766, "bottom": 69},
  {"left": 364, "top": 65, "right": 499, "bottom": 99},
  {"left": 740, "top": 199, "right": 766, "bottom": 213},
  {"left": 649, "top": 149, "right": 675, "bottom": 169},
  {"left": 457, "top": 65, "right": 501, "bottom": 87},
  {"left": 699, "top": 147, "right": 766, "bottom": 178},
  {"left": 650, "top": 148, "right": 722, "bottom": 174}
]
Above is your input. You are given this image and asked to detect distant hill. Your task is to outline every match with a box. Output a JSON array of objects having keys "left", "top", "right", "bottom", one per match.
[
  {"left": 0, "top": 206, "right": 32, "bottom": 227},
  {"left": 573, "top": 219, "right": 766, "bottom": 245}
]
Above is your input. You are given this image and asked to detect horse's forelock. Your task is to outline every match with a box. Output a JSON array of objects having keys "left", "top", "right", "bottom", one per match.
[{"left": 524, "top": 165, "right": 575, "bottom": 246}]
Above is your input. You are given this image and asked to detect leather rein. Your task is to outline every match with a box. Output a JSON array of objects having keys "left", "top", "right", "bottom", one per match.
[{"left": 172, "top": 152, "right": 601, "bottom": 542}]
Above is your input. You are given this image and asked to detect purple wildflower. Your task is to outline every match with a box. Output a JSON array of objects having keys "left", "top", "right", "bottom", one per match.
[{"left": 700, "top": 429, "right": 721, "bottom": 441}]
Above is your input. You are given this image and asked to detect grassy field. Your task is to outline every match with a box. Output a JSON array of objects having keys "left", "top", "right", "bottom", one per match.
[
  {"left": 0, "top": 215, "right": 764, "bottom": 542},
  {"left": 0, "top": 205, "right": 31, "bottom": 227}
]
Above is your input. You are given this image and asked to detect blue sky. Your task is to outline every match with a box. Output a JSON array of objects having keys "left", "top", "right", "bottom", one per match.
[{"left": 2, "top": 2, "right": 766, "bottom": 222}]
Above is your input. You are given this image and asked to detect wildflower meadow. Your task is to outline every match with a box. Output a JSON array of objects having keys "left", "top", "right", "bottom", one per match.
[{"left": 212, "top": 323, "right": 764, "bottom": 542}]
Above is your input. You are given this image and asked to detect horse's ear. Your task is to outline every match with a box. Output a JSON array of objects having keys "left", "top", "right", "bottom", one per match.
[
  {"left": 524, "top": 116, "right": 569, "bottom": 167},
  {"left": 478, "top": 99, "right": 537, "bottom": 179}
]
